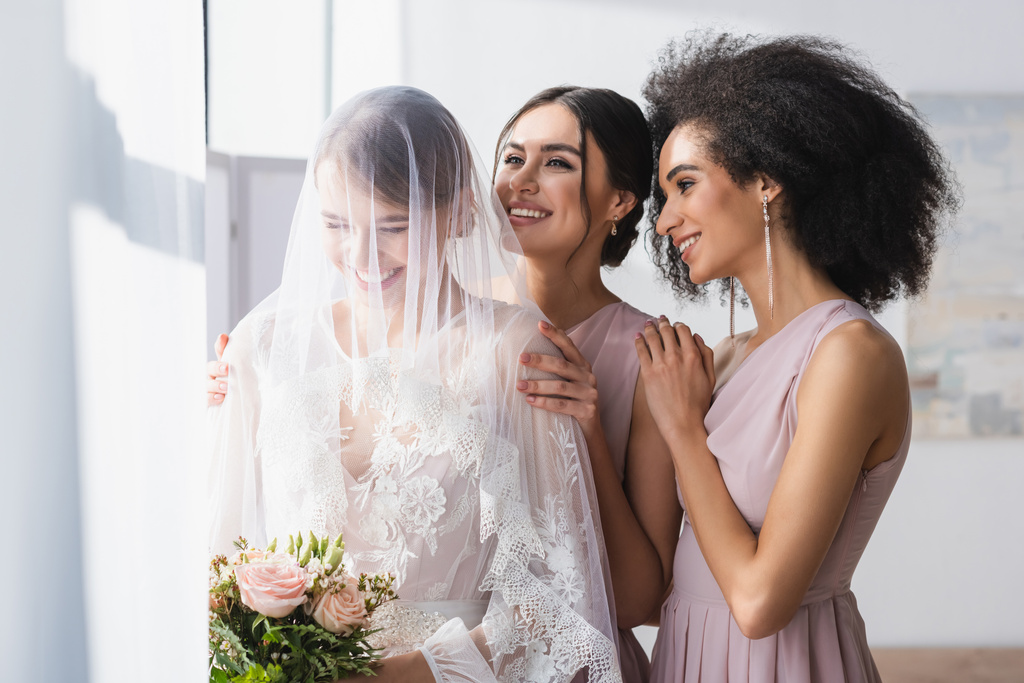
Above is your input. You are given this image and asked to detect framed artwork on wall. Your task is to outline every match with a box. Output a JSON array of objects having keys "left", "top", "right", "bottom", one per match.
[{"left": 907, "top": 94, "right": 1024, "bottom": 438}]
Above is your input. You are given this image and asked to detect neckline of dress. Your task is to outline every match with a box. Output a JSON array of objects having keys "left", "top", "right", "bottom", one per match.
[
  {"left": 565, "top": 300, "right": 625, "bottom": 335},
  {"left": 716, "top": 298, "right": 854, "bottom": 395}
]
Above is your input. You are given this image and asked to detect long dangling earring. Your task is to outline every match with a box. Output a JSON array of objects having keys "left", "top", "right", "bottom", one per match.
[
  {"left": 729, "top": 276, "right": 736, "bottom": 343},
  {"left": 610, "top": 215, "right": 619, "bottom": 236},
  {"left": 763, "top": 194, "right": 774, "bottom": 320}
]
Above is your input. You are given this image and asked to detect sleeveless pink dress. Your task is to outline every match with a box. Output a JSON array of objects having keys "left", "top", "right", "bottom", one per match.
[
  {"left": 568, "top": 301, "right": 654, "bottom": 683},
  {"left": 650, "top": 299, "right": 909, "bottom": 683}
]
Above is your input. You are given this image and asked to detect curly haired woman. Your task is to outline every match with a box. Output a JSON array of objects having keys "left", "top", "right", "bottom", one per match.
[{"left": 636, "top": 33, "right": 959, "bottom": 682}]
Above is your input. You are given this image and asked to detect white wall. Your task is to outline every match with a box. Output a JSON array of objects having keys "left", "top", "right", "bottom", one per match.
[
  {"left": 0, "top": 4, "right": 89, "bottom": 681},
  {"left": 206, "top": 0, "right": 329, "bottom": 158},
  {"left": 206, "top": 152, "right": 234, "bottom": 353},
  {"left": 1, "top": 2, "right": 209, "bottom": 681},
  {"left": 205, "top": 0, "right": 1024, "bottom": 648},
  {"left": 66, "top": 0, "right": 210, "bottom": 678}
]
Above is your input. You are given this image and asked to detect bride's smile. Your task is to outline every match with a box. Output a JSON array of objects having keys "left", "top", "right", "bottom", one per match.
[{"left": 317, "top": 173, "right": 413, "bottom": 306}]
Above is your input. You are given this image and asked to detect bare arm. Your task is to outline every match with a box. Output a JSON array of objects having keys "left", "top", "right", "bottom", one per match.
[
  {"left": 622, "top": 372, "right": 683, "bottom": 624},
  {"left": 518, "top": 321, "right": 682, "bottom": 627},
  {"left": 635, "top": 317, "right": 908, "bottom": 639},
  {"left": 342, "top": 650, "right": 434, "bottom": 683}
]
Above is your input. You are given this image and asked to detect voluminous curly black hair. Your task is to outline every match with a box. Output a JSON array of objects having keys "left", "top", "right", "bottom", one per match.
[
  {"left": 495, "top": 86, "right": 653, "bottom": 267},
  {"left": 643, "top": 32, "right": 960, "bottom": 310}
]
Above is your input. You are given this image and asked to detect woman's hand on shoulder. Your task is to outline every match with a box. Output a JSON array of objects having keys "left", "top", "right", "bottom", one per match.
[
  {"left": 517, "top": 320, "right": 602, "bottom": 438},
  {"left": 206, "top": 333, "right": 230, "bottom": 406},
  {"left": 634, "top": 316, "right": 715, "bottom": 444}
]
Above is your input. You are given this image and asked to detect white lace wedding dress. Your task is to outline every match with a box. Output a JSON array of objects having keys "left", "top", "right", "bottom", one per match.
[
  {"left": 210, "top": 303, "right": 618, "bottom": 683},
  {"left": 207, "top": 86, "right": 620, "bottom": 683}
]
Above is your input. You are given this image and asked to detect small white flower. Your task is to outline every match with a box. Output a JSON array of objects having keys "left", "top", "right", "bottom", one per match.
[
  {"left": 483, "top": 610, "right": 528, "bottom": 656},
  {"left": 524, "top": 640, "right": 559, "bottom": 683},
  {"left": 544, "top": 545, "right": 575, "bottom": 575},
  {"left": 371, "top": 492, "right": 400, "bottom": 523},
  {"left": 549, "top": 566, "right": 584, "bottom": 605},
  {"left": 360, "top": 514, "right": 389, "bottom": 546},
  {"left": 399, "top": 476, "right": 447, "bottom": 533}
]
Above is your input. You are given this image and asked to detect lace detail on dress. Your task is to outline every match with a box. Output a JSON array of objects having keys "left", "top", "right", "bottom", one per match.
[
  {"left": 213, "top": 308, "right": 621, "bottom": 683},
  {"left": 258, "top": 350, "right": 493, "bottom": 586},
  {"left": 481, "top": 421, "right": 618, "bottom": 683}
]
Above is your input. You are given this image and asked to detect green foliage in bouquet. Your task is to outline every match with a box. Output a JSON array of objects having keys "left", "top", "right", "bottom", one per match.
[{"left": 209, "top": 533, "right": 396, "bottom": 683}]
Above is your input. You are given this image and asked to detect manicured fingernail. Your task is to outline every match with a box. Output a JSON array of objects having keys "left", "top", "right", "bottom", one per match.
[
  {"left": 214, "top": 394, "right": 223, "bottom": 401},
  {"left": 539, "top": 320, "right": 550, "bottom": 329},
  {"left": 520, "top": 353, "right": 531, "bottom": 363},
  {"left": 635, "top": 332, "right": 643, "bottom": 339},
  {"left": 220, "top": 364, "right": 228, "bottom": 373},
  {"left": 516, "top": 380, "right": 528, "bottom": 391},
  {"left": 219, "top": 382, "right": 228, "bottom": 391},
  {"left": 659, "top": 314, "right": 668, "bottom": 320},
  {"left": 525, "top": 395, "right": 536, "bottom": 403},
  {"left": 695, "top": 333, "right": 704, "bottom": 344},
  {"left": 645, "top": 320, "right": 654, "bottom": 326}
]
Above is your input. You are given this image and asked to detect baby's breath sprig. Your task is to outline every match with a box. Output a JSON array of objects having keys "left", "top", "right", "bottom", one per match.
[{"left": 358, "top": 572, "right": 397, "bottom": 614}]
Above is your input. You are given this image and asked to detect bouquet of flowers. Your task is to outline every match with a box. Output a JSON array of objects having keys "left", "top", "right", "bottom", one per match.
[{"left": 209, "top": 532, "right": 396, "bottom": 683}]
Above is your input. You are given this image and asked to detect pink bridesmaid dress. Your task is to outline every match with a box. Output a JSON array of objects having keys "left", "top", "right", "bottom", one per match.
[
  {"left": 568, "top": 301, "right": 655, "bottom": 683},
  {"left": 650, "top": 299, "right": 910, "bottom": 683}
]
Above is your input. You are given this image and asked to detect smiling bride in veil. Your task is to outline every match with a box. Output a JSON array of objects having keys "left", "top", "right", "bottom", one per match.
[{"left": 207, "top": 86, "right": 621, "bottom": 683}]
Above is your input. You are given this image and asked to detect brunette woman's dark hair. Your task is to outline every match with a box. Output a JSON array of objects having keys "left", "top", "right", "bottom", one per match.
[
  {"left": 644, "top": 33, "right": 960, "bottom": 309},
  {"left": 495, "top": 86, "right": 653, "bottom": 267}
]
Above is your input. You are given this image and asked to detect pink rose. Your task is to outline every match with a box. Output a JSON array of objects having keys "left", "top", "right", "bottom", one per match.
[
  {"left": 234, "top": 562, "right": 308, "bottom": 618},
  {"left": 312, "top": 578, "right": 368, "bottom": 635}
]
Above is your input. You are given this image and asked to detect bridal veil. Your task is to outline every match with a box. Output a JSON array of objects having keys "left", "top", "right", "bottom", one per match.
[{"left": 207, "top": 86, "right": 620, "bottom": 683}]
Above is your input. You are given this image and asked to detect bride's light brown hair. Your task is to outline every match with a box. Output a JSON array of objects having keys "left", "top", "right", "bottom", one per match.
[{"left": 315, "top": 87, "right": 474, "bottom": 213}]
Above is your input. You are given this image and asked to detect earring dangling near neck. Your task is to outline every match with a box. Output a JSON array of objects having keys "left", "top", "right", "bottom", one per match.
[
  {"left": 729, "top": 276, "right": 736, "bottom": 343},
  {"left": 610, "top": 215, "right": 619, "bottom": 237},
  {"left": 763, "top": 194, "right": 774, "bottom": 320}
]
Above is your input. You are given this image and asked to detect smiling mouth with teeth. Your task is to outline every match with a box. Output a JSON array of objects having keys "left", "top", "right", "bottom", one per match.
[
  {"left": 509, "top": 207, "right": 551, "bottom": 219},
  {"left": 354, "top": 267, "right": 403, "bottom": 285},
  {"left": 678, "top": 234, "right": 701, "bottom": 253}
]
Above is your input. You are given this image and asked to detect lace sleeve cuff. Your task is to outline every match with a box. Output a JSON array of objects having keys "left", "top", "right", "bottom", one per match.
[
  {"left": 421, "top": 618, "right": 497, "bottom": 683},
  {"left": 417, "top": 645, "right": 443, "bottom": 683}
]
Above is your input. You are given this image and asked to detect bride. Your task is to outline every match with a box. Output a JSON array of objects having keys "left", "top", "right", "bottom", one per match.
[{"left": 207, "top": 86, "right": 621, "bottom": 683}]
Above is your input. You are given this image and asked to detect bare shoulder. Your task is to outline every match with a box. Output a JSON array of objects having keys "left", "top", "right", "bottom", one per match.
[
  {"left": 809, "top": 318, "right": 906, "bottom": 389},
  {"left": 800, "top": 317, "right": 909, "bottom": 461}
]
